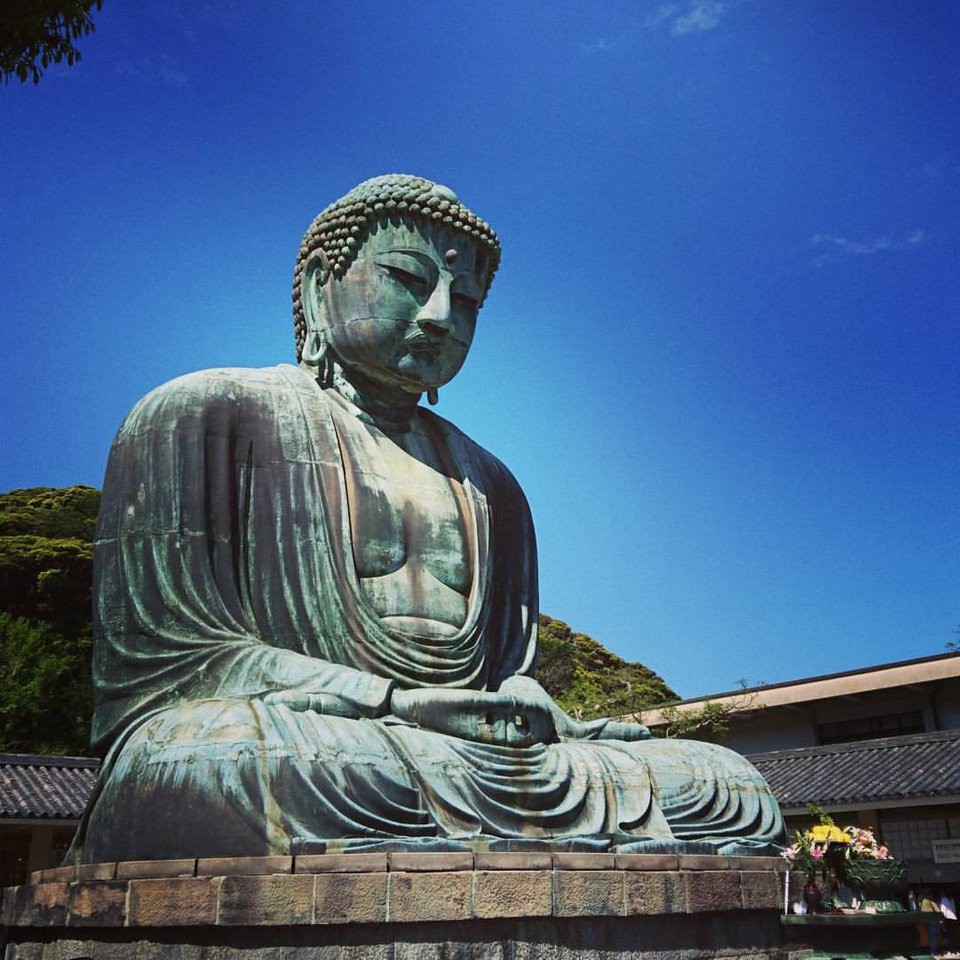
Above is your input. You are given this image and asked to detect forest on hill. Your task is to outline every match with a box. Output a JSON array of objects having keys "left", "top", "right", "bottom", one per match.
[{"left": 0, "top": 486, "right": 680, "bottom": 755}]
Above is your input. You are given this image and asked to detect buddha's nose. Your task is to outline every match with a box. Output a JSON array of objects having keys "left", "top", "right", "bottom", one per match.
[{"left": 416, "top": 282, "right": 452, "bottom": 337}]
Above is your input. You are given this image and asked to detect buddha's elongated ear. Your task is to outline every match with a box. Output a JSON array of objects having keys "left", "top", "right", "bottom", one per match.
[
  {"left": 300, "top": 250, "right": 334, "bottom": 383},
  {"left": 301, "top": 248, "right": 331, "bottom": 337}
]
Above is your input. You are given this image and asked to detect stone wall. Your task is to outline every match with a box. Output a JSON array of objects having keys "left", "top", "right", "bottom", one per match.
[{"left": 2, "top": 853, "right": 798, "bottom": 960}]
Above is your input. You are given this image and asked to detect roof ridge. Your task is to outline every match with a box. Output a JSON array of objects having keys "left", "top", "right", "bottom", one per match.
[
  {"left": 667, "top": 650, "right": 960, "bottom": 705},
  {"left": 747, "top": 728, "right": 960, "bottom": 762},
  {"left": 0, "top": 753, "right": 100, "bottom": 768}
]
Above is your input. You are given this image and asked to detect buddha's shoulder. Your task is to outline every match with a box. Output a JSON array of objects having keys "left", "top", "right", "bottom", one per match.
[
  {"left": 125, "top": 364, "right": 314, "bottom": 420},
  {"left": 417, "top": 408, "right": 523, "bottom": 494}
]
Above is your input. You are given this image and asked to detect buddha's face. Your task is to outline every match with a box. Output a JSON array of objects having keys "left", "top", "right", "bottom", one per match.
[{"left": 309, "top": 219, "right": 489, "bottom": 395}]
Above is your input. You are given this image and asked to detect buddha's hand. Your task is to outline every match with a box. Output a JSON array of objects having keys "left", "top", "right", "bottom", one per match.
[
  {"left": 497, "top": 676, "right": 653, "bottom": 743},
  {"left": 261, "top": 691, "right": 364, "bottom": 717},
  {"left": 389, "top": 687, "right": 556, "bottom": 747}
]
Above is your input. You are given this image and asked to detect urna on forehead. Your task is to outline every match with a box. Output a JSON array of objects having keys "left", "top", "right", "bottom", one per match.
[{"left": 292, "top": 173, "right": 501, "bottom": 360}]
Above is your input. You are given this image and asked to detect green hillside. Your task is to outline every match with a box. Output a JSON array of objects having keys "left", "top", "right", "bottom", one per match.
[
  {"left": 0, "top": 486, "right": 99, "bottom": 754},
  {"left": 0, "top": 486, "right": 680, "bottom": 754},
  {"left": 536, "top": 613, "right": 678, "bottom": 719}
]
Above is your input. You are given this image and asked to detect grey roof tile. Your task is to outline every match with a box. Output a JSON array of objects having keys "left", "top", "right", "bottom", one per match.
[
  {"left": 0, "top": 753, "right": 98, "bottom": 820},
  {"left": 749, "top": 729, "right": 960, "bottom": 809}
]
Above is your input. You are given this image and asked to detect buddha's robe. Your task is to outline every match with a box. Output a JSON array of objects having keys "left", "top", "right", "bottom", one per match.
[{"left": 73, "top": 365, "right": 784, "bottom": 861}]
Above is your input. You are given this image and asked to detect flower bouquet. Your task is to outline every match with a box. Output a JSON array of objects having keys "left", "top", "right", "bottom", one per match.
[
  {"left": 781, "top": 822, "right": 850, "bottom": 883},
  {"left": 781, "top": 812, "right": 851, "bottom": 912},
  {"left": 781, "top": 808, "right": 905, "bottom": 910}
]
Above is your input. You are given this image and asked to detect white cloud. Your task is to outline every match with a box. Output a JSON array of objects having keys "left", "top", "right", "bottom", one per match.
[
  {"left": 586, "top": 0, "right": 732, "bottom": 54},
  {"left": 158, "top": 63, "right": 188, "bottom": 88},
  {"left": 671, "top": 1, "right": 727, "bottom": 36},
  {"left": 811, "top": 230, "right": 929, "bottom": 266},
  {"left": 582, "top": 37, "right": 616, "bottom": 54},
  {"left": 643, "top": 4, "right": 681, "bottom": 30},
  {"left": 115, "top": 55, "right": 189, "bottom": 88}
]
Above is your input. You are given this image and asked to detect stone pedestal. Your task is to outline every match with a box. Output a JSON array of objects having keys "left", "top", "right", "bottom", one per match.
[{"left": 2, "top": 853, "right": 799, "bottom": 959}]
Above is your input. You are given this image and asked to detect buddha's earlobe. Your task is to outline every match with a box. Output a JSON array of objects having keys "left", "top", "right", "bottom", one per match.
[
  {"left": 427, "top": 387, "right": 439, "bottom": 405},
  {"left": 301, "top": 330, "right": 334, "bottom": 387},
  {"left": 301, "top": 328, "right": 325, "bottom": 365},
  {"left": 301, "top": 251, "right": 335, "bottom": 386}
]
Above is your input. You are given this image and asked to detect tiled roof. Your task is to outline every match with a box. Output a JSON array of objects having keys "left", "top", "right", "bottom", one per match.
[
  {"left": 749, "top": 729, "right": 960, "bottom": 811},
  {"left": 0, "top": 753, "right": 98, "bottom": 820}
]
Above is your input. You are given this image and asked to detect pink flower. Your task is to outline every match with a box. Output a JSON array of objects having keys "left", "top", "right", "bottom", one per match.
[{"left": 811, "top": 848, "right": 824, "bottom": 859}]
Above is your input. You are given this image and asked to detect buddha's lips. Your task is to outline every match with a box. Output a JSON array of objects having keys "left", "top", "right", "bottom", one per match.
[{"left": 404, "top": 335, "right": 443, "bottom": 358}]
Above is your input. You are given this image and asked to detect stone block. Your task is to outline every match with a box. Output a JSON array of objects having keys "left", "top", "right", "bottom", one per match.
[
  {"left": 727, "top": 856, "right": 786, "bottom": 872},
  {"left": 388, "top": 870, "right": 472, "bottom": 923},
  {"left": 513, "top": 938, "right": 562, "bottom": 960},
  {"left": 4, "top": 941, "right": 44, "bottom": 960},
  {"left": 314, "top": 871, "right": 388, "bottom": 924},
  {"left": 127, "top": 876, "right": 221, "bottom": 926},
  {"left": 295, "top": 853, "right": 387, "bottom": 874},
  {"left": 685, "top": 870, "right": 742, "bottom": 913},
  {"left": 624, "top": 870, "right": 686, "bottom": 915},
  {"left": 216, "top": 874, "right": 313, "bottom": 925},
  {"left": 388, "top": 851, "right": 474, "bottom": 872},
  {"left": 196, "top": 855, "right": 292, "bottom": 876},
  {"left": 17, "top": 882, "right": 69, "bottom": 927},
  {"left": 116, "top": 859, "right": 197, "bottom": 880},
  {"left": 553, "top": 870, "right": 623, "bottom": 917},
  {"left": 0, "top": 886, "right": 19, "bottom": 926},
  {"left": 678, "top": 855, "right": 732, "bottom": 871},
  {"left": 76, "top": 862, "right": 116, "bottom": 881},
  {"left": 614, "top": 853, "right": 679, "bottom": 871},
  {"left": 552, "top": 852, "right": 615, "bottom": 870},
  {"left": 66, "top": 880, "right": 128, "bottom": 926},
  {"left": 338, "top": 945, "right": 393, "bottom": 960},
  {"left": 740, "top": 870, "right": 781, "bottom": 910},
  {"left": 474, "top": 851, "right": 553, "bottom": 871},
  {"left": 394, "top": 941, "right": 510, "bottom": 960},
  {"left": 30, "top": 867, "right": 75, "bottom": 885},
  {"left": 473, "top": 870, "right": 552, "bottom": 918}
]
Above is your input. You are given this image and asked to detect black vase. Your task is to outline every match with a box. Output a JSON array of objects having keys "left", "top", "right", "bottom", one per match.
[{"left": 804, "top": 881, "right": 823, "bottom": 914}]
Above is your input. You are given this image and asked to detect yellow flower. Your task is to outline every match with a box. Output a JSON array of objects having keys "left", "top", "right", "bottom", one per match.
[{"left": 809, "top": 825, "right": 849, "bottom": 844}]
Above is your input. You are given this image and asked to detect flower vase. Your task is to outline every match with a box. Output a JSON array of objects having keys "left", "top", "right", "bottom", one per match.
[
  {"left": 803, "top": 881, "right": 823, "bottom": 914},
  {"left": 842, "top": 859, "right": 907, "bottom": 900}
]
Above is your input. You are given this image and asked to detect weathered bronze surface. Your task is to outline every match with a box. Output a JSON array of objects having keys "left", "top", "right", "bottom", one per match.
[{"left": 73, "top": 175, "right": 785, "bottom": 862}]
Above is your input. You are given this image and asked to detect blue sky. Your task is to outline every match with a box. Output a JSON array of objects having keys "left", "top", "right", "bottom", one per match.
[{"left": 2, "top": 1, "right": 958, "bottom": 698}]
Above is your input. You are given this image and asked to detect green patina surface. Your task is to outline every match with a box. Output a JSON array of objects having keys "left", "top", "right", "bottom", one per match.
[{"left": 71, "top": 175, "right": 785, "bottom": 862}]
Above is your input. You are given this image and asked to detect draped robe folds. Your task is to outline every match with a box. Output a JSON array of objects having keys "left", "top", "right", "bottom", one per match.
[{"left": 74, "top": 364, "right": 784, "bottom": 861}]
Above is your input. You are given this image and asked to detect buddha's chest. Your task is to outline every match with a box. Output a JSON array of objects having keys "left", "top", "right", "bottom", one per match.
[{"left": 332, "top": 409, "right": 473, "bottom": 634}]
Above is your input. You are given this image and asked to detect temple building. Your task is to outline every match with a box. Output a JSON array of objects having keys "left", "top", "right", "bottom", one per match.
[
  {"left": 0, "top": 754, "right": 97, "bottom": 885},
  {"left": 641, "top": 650, "right": 960, "bottom": 884}
]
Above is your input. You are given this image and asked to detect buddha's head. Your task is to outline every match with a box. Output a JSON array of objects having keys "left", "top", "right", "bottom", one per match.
[{"left": 293, "top": 175, "right": 500, "bottom": 399}]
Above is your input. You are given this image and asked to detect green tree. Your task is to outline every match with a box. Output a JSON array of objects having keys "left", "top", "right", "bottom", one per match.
[
  {"left": 0, "top": 486, "right": 99, "bottom": 753},
  {"left": 655, "top": 700, "right": 735, "bottom": 741},
  {"left": 1, "top": 0, "right": 103, "bottom": 85},
  {"left": 0, "top": 486, "right": 98, "bottom": 630},
  {"left": 652, "top": 680, "right": 761, "bottom": 742},
  {"left": 0, "top": 614, "right": 92, "bottom": 754}
]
